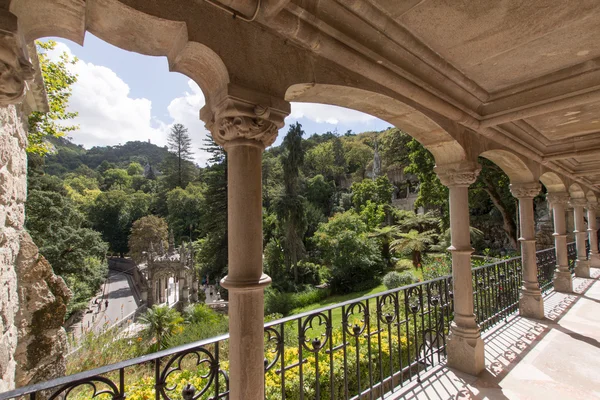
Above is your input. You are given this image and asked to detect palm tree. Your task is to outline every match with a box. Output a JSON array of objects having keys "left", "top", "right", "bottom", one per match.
[
  {"left": 139, "top": 305, "right": 184, "bottom": 350},
  {"left": 430, "top": 227, "right": 484, "bottom": 252},
  {"left": 396, "top": 211, "right": 438, "bottom": 233},
  {"left": 390, "top": 229, "right": 436, "bottom": 269},
  {"left": 369, "top": 225, "right": 400, "bottom": 268}
]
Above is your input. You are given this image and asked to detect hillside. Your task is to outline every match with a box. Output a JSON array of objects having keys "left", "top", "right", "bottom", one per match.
[{"left": 44, "top": 137, "right": 174, "bottom": 175}]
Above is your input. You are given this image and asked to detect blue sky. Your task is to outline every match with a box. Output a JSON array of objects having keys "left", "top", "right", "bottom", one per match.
[{"left": 50, "top": 33, "right": 390, "bottom": 165}]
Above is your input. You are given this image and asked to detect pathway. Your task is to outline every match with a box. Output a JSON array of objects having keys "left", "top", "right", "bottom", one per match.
[{"left": 387, "top": 270, "right": 600, "bottom": 399}]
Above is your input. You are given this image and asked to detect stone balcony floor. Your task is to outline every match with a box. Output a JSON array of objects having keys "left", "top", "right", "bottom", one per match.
[{"left": 387, "top": 269, "right": 600, "bottom": 400}]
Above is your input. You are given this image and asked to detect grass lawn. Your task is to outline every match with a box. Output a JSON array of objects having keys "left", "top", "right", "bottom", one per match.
[{"left": 290, "top": 284, "right": 387, "bottom": 336}]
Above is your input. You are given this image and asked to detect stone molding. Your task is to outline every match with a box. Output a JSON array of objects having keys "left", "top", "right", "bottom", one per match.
[
  {"left": 0, "top": 11, "right": 34, "bottom": 107},
  {"left": 434, "top": 162, "right": 481, "bottom": 187},
  {"left": 204, "top": 95, "right": 288, "bottom": 148},
  {"left": 587, "top": 201, "right": 599, "bottom": 211},
  {"left": 510, "top": 182, "right": 541, "bottom": 199},
  {"left": 569, "top": 198, "right": 588, "bottom": 208},
  {"left": 546, "top": 192, "right": 570, "bottom": 206}
]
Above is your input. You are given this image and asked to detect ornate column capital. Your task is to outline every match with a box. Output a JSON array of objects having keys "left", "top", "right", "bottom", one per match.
[
  {"left": 587, "top": 201, "right": 599, "bottom": 211},
  {"left": 509, "top": 182, "right": 541, "bottom": 199},
  {"left": 546, "top": 192, "right": 570, "bottom": 206},
  {"left": 434, "top": 162, "right": 481, "bottom": 187},
  {"left": 0, "top": 11, "right": 34, "bottom": 106},
  {"left": 202, "top": 89, "right": 289, "bottom": 149},
  {"left": 569, "top": 197, "right": 587, "bottom": 208}
]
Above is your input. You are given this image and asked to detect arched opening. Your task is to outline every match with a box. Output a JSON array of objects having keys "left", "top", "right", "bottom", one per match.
[{"left": 540, "top": 171, "right": 568, "bottom": 193}]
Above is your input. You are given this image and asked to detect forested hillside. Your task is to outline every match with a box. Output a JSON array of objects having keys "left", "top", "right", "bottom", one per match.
[{"left": 25, "top": 121, "right": 528, "bottom": 318}]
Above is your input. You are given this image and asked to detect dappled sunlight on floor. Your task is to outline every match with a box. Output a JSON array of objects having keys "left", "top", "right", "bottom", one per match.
[{"left": 385, "top": 269, "right": 600, "bottom": 399}]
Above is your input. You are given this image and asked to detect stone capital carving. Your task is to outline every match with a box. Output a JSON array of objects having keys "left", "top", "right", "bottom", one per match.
[
  {"left": 587, "top": 202, "right": 599, "bottom": 211},
  {"left": 569, "top": 198, "right": 587, "bottom": 208},
  {"left": 204, "top": 95, "right": 288, "bottom": 148},
  {"left": 434, "top": 162, "right": 481, "bottom": 187},
  {"left": 0, "top": 11, "right": 34, "bottom": 106},
  {"left": 509, "top": 182, "right": 541, "bottom": 199},
  {"left": 546, "top": 192, "right": 570, "bottom": 206}
]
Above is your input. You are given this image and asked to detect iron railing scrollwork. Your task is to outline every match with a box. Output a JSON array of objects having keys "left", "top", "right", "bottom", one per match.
[
  {"left": 0, "top": 243, "right": 582, "bottom": 400},
  {"left": 536, "top": 247, "right": 556, "bottom": 293},
  {"left": 567, "top": 242, "right": 577, "bottom": 272}
]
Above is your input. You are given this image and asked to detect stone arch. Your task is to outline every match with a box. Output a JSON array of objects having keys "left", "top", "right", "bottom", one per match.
[
  {"left": 285, "top": 83, "right": 468, "bottom": 165},
  {"left": 539, "top": 171, "right": 568, "bottom": 193},
  {"left": 586, "top": 191, "right": 597, "bottom": 203},
  {"left": 478, "top": 149, "right": 535, "bottom": 183},
  {"left": 9, "top": 0, "right": 230, "bottom": 103},
  {"left": 569, "top": 183, "right": 586, "bottom": 199}
]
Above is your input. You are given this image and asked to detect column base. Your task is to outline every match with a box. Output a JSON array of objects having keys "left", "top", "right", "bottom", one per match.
[
  {"left": 519, "top": 289, "right": 545, "bottom": 319},
  {"left": 575, "top": 260, "right": 591, "bottom": 278},
  {"left": 553, "top": 268, "right": 573, "bottom": 293},
  {"left": 589, "top": 253, "right": 600, "bottom": 268},
  {"left": 446, "top": 323, "right": 485, "bottom": 376}
]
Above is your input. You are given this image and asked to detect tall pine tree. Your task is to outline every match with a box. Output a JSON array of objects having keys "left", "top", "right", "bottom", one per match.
[
  {"left": 276, "top": 122, "right": 307, "bottom": 283},
  {"left": 166, "top": 123, "right": 194, "bottom": 188}
]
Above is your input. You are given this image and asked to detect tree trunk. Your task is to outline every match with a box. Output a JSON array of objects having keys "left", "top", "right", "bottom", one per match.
[{"left": 482, "top": 177, "right": 519, "bottom": 250}]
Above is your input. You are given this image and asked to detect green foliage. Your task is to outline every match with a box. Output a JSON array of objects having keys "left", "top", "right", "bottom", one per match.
[
  {"left": 25, "top": 187, "right": 108, "bottom": 317},
  {"left": 128, "top": 215, "right": 168, "bottom": 263},
  {"left": 196, "top": 136, "right": 227, "bottom": 280},
  {"left": 383, "top": 270, "right": 419, "bottom": 289},
  {"left": 28, "top": 40, "right": 78, "bottom": 155},
  {"left": 127, "top": 162, "right": 144, "bottom": 176},
  {"left": 102, "top": 168, "right": 132, "bottom": 190},
  {"left": 312, "top": 211, "right": 385, "bottom": 293},
  {"left": 421, "top": 254, "right": 452, "bottom": 281},
  {"left": 265, "top": 287, "right": 330, "bottom": 316},
  {"left": 350, "top": 176, "right": 393, "bottom": 210},
  {"left": 164, "top": 123, "right": 195, "bottom": 188},
  {"left": 305, "top": 174, "right": 334, "bottom": 215},
  {"left": 139, "top": 305, "right": 184, "bottom": 351},
  {"left": 89, "top": 190, "right": 151, "bottom": 255},
  {"left": 166, "top": 183, "right": 205, "bottom": 241},
  {"left": 390, "top": 229, "right": 436, "bottom": 269}
]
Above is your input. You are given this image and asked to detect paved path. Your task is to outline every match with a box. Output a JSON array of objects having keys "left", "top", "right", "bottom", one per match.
[
  {"left": 77, "top": 270, "right": 139, "bottom": 337},
  {"left": 388, "top": 269, "right": 600, "bottom": 399}
]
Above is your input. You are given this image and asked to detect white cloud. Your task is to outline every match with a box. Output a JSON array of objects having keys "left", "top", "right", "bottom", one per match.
[
  {"left": 48, "top": 42, "right": 212, "bottom": 165},
  {"left": 289, "top": 102, "right": 376, "bottom": 125}
]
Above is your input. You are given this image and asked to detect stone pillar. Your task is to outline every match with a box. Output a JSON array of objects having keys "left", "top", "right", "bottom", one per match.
[
  {"left": 435, "top": 162, "right": 484, "bottom": 376},
  {"left": 571, "top": 198, "right": 591, "bottom": 278},
  {"left": 510, "top": 183, "right": 544, "bottom": 319},
  {"left": 202, "top": 93, "right": 288, "bottom": 400},
  {"left": 587, "top": 202, "right": 600, "bottom": 267},
  {"left": 547, "top": 193, "right": 572, "bottom": 292}
]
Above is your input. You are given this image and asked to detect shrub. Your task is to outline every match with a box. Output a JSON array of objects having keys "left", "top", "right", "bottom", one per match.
[
  {"left": 383, "top": 271, "right": 417, "bottom": 289},
  {"left": 422, "top": 254, "right": 452, "bottom": 281}
]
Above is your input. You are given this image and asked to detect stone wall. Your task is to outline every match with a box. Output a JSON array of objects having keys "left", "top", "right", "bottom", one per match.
[
  {"left": 0, "top": 104, "right": 27, "bottom": 392},
  {"left": 0, "top": 104, "right": 71, "bottom": 392}
]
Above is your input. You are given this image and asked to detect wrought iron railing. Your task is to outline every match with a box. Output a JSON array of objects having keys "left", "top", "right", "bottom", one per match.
[
  {"left": 263, "top": 276, "right": 453, "bottom": 399},
  {"left": 0, "top": 243, "right": 582, "bottom": 400},
  {"left": 567, "top": 242, "right": 577, "bottom": 272},
  {"left": 536, "top": 247, "right": 557, "bottom": 293},
  {"left": 472, "top": 257, "right": 522, "bottom": 331}
]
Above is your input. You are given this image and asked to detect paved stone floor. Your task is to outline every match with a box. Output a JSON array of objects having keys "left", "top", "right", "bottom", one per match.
[{"left": 387, "top": 269, "right": 600, "bottom": 400}]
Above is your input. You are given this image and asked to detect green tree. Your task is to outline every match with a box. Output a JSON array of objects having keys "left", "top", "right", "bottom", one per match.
[
  {"left": 344, "top": 140, "right": 373, "bottom": 178},
  {"left": 128, "top": 215, "right": 169, "bottom": 263},
  {"left": 305, "top": 174, "right": 334, "bottom": 216},
  {"left": 312, "top": 211, "right": 384, "bottom": 293},
  {"left": 127, "top": 162, "right": 144, "bottom": 176},
  {"left": 139, "top": 305, "right": 184, "bottom": 351},
  {"left": 351, "top": 176, "right": 393, "bottom": 210},
  {"left": 197, "top": 136, "right": 228, "bottom": 280},
  {"left": 390, "top": 229, "right": 436, "bottom": 269},
  {"left": 166, "top": 183, "right": 205, "bottom": 241},
  {"left": 102, "top": 168, "right": 132, "bottom": 190},
  {"left": 26, "top": 188, "right": 108, "bottom": 315},
  {"left": 275, "top": 122, "right": 307, "bottom": 283},
  {"left": 166, "top": 123, "right": 194, "bottom": 188},
  {"left": 27, "top": 40, "right": 78, "bottom": 155}
]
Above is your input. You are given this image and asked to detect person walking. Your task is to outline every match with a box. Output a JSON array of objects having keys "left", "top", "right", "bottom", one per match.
[{"left": 104, "top": 299, "right": 109, "bottom": 310}]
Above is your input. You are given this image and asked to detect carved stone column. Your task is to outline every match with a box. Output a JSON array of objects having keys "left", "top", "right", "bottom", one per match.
[
  {"left": 571, "top": 198, "right": 591, "bottom": 278},
  {"left": 203, "top": 93, "right": 288, "bottom": 400},
  {"left": 587, "top": 201, "right": 600, "bottom": 267},
  {"left": 0, "top": 11, "right": 34, "bottom": 107},
  {"left": 547, "top": 193, "right": 573, "bottom": 292},
  {"left": 510, "top": 183, "right": 544, "bottom": 319},
  {"left": 434, "top": 162, "right": 484, "bottom": 376}
]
